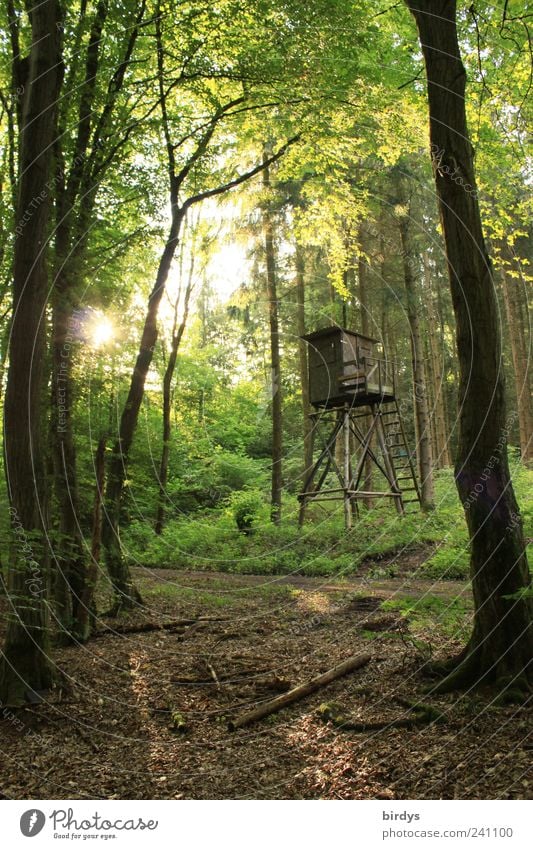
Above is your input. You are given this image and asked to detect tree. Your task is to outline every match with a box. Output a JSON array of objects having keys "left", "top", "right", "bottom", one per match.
[
  {"left": 0, "top": 0, "right": 63, "bottom": 705},
  {"left": 50, "top": 0, "right": 147, "bottom": 640},
  {"left": 392, "top": 167, "right": 434, "bottom": 508},
  {"left": 262, "top": 159, "right": 283, "bottom": 524},
  {"left": 155, "top": 219, "right": 199, "bottom": 535},
  {"left": 422, "top": 251, "right": 452, "bottom": 468},
  {"left": 406, "top": 0, "right": 532, "bottom": 692},
  {"left": 294, "top": 244, "right": 313, "bottom": 481},
  {"left": 102, "top": 7, "right": 300, "bottom": 605},
  {"left": 498, "top": 239, "right": 533, "bottom": 463}
]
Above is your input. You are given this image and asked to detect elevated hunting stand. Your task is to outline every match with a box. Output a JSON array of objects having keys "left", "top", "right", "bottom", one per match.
[{"left": 298, "top": 327, "right": 421, "bottom": 529}]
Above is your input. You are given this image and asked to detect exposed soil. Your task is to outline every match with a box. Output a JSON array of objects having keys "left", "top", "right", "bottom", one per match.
[{"left": 0, "top": 561, "right": 531, "bottom": 800}]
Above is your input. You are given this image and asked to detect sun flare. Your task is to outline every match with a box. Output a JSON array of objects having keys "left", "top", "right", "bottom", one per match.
[{"left": 91, "top": 316, "right": 114, "bottom": 347}]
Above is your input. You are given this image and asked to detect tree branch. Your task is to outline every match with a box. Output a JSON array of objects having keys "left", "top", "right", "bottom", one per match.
[{"left": 182, "top": 133, "right": 302, "bottom": 211}]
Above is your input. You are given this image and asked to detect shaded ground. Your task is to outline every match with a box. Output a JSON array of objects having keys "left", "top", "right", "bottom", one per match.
[{"left": 0, "top": 557, "right": 531, "bottom": 800}]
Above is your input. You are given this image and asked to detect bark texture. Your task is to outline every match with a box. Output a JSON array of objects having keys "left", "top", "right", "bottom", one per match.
[
  {"left": 0, "top": 0, "right": 63, "bottom": 704},
  {"left": 407, "top": 0, "right": 532, "bottom": 691}
]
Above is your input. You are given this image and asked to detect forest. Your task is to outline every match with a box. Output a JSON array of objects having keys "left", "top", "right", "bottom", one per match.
[{"left": 0, "top": 0, "right": 531, "bottom": 802}]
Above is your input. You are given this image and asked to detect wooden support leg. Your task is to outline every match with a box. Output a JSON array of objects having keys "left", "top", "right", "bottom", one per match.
[
  {"left": 343, "top": 405, "right": 352, "bottom": 530},
  {"left": 298, "top": 413, "right": 341, "bottom": 526}
]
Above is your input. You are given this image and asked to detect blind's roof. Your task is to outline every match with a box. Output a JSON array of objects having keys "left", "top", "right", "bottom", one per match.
[{"left": 301, "top": 326, "right": 380, "bottom": 345}]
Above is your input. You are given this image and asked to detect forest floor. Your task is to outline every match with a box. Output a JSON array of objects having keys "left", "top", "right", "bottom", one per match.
[{"left": 0, "top": 546, "right": 531, "bottom": 800}]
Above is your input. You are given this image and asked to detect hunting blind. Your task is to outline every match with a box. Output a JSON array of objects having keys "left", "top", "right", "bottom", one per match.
[{"left": 298, "top": 326, "right": 421, "bottom": 528}]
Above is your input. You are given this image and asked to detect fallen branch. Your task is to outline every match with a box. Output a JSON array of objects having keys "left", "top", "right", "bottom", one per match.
[
  {"left": 205, "top": 661, "right": 221, "bottom": 691},
  {"left": 92, "top": 619, "right": 195, "bottom": 638},
  {"left": 228, "top": 653, "right": 371, "bottom": 731},
  {"left": 171, "top": 666, "right": 273, "bottom": 686},
  {"left": 92, "top": 616, "right": 225, "bottom": 639}
]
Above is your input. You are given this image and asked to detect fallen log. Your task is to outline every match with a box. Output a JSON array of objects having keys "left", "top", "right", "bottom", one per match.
[
  {"left": 92, "top": 615, "right": 231, "bottom": 639},
  {"left": 228, "top": 653, "right": 371, "bottom": 731},
  {"left": 171, "top": 666, "right": 273, "bottom": 686},
  {"left": 92, "top": 619, "right": 196, "bottom": 638}
]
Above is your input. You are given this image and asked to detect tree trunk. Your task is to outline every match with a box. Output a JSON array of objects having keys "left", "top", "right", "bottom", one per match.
[
  {"left": 423, "top": 251, "right": 452, "bottom": 467},
  {"left": 295, "top": 245, "right": 313, "bottom": 482},
  {"left": 398, "top": 215, "right": 434, "bottom": 508},
  {"left": 263, "top": 162, "right": 282, "bottom": 524},
  {"left": 75, "top": 436, "right": 106, "bottom": 642},
  {"left": 155, "top": 252, "right": 194, "bottom": 535},
  {"left": 103, "top": 205, "right": 184, "bottom": 607},
  {"left": 358, "top": 228, "right": 374, "bottom": 507},
  {"left": 406, "top": 0, "right": 533, "bottom": 691},
  {"left": 0, "top": 0, "right": 63, "bottom": 705},
  {"left": 499, "top": 249, "right": 533, "bottom": 462},
  {"left": 51, "top": 293, "right": 87, "bottom": 639}
]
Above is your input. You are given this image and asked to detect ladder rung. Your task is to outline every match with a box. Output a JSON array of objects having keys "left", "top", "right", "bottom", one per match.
[{"left": 402, "top": 498, "right": 420, "bottom": 503}]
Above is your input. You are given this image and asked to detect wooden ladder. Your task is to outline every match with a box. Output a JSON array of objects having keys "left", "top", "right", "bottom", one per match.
[{"left": 378, "top": 400, "right": 421, "bottom": 512}]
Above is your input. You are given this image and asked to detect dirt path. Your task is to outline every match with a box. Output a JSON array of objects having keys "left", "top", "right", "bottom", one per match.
[{"left": 137, "top": 541, "right": 469, "bottom": 602}]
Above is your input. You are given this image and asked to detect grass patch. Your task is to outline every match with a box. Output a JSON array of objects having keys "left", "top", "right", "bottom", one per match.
[
  {"left": 122, "top": 463, "right": 533, "bottom": 580},
  {"left": 381, "top": 594, "right": 473, "bottom": 638}
]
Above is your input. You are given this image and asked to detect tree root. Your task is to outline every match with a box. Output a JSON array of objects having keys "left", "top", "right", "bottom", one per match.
[
  {"left": 318, "top": 697, "right": 446, "bottom": 732},
  {"left": 423, "top": 644, "right": 532, "bottom": 699}
]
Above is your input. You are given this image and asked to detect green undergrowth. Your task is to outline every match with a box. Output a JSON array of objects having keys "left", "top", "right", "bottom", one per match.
[
  {"left": 121, "top": 463, "right": 532, "bottom": 580},
  {"left": 381, "top": 594, "right": 474, "bottom": 639}
]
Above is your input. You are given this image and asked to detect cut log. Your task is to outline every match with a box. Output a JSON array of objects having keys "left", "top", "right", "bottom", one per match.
[{"left": 228, "top": 653, "right": 371, "bottom": 731}]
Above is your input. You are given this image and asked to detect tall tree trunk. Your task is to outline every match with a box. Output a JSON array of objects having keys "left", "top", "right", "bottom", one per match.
[
  {"left": 103, "top": 205, "right": 184, "bottom": 607},
  {"left": 398, "top": 214, "right": 434, "bottom": 508},
  {"left": 499, "top": 247, "right": 533, "bottom": 462},
  {"left": 423, "top": 330, "right": 439, "bottom": 463},
  {"left": 155, "top": 250, "right": 194, "bottom": 535},
  {"left": 406, "top": 0, "right": 533, "bottom": 691},
  {"left": 423, "top": 251, "right": 451, "bottom": 467},
  {"left": 263, "top": 162, "right": 282, "bottom": 524},
  {"left": 75, "top": 436, "right": 106, "bottom": 642},
  {"left": 49, "top": 0, "right": 141, "bottom": 633},
  {"left": 358, "top": 227, "right": 374, "bottom": 506},
  {"left": 0, "top": 0, "right": 63, "bottom": 705},
  {"left": 51, "top": 293, "right": 86, "bottom": 639},
  {"left": 295, "top": 246, "right": 313, "bottom": 482}
]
